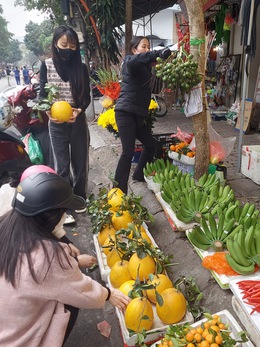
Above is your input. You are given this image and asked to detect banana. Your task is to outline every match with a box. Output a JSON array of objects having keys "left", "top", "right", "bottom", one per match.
[
  {"left": 224, "top": 204, "right": 237, "bottom": 222},
  {"left": 218, "top": 185, "right": 231, "bottom": 201},
  {"left": 210, "top": 183, "right": 220, "bottom": 199},
  {"left": 200, "top": 217, "right": 213, "bottom": 240},
  {"left": 239, "top": 202, "right": 250, "bottom": 222},
  {"left": 194, "top": 188, "right": 203, "bottom": 211},
  {"left": 244, "top": 225, "right": 255, "bottom": 257},
  {"left": 176, "top": 210, "right": 193, "bottom": 223},
  {"left": 232, "top": 240, "right": 254, "bottom": 266},
  {"left": 236, "top": 229, "right": 248, "bottom": 259},
  {"left": 161, "top": 191, "right": 172, "bottom": 204},
  {"left": 255, "top": 229, "right": 260, "bottom": 255},
  {"left": 226, "top": 239, "right": 246, "bottom": 265},
  {"left": 201, "top": 197, "right": 216, "bottom": 214},
  {"left": 251, "top": 235, "right": 257, "bottom": 256},
  {"left": 185, "top": 173, "right": 191, "bottom": 190},
  {"left": 216, "top": 212, "right": 225, "bottom": 240},
  {"left": 252, "top": 209, "right": 260, "bottom": 219},
  {"left": 188, "top": 190, "right": 196, "bottom": 210},
  {"left": 170, "top": 200, "right": 180, "bottom": 212},
  {"left": 204, "top": 174, "right": 216, "bottom": 188},
  {"left": 221, "top": 223, "right": 243, "bottom": 243},
  {"left": 208, "top": 213, "right": 217, "bottom": 240},
  {"left": 225, "top": 253, "right": 255, "bottom": 275},
  {"left": 188, "top": 228, "right": 212, "bottom": 250},
  {"left": 198, "top": 191, "right": 209, "bottom": 212},
  {"left": 198, "top": 173, "right": 207, "bottom": 187},
  {"left": 245, "top": 204, "right": 256, "bottom": 218}
]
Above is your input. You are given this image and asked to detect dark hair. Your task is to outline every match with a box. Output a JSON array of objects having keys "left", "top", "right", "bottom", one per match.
[
  {"left": 129, "top": 36, "right": 149, "bottom": 54},
  {"left": 0, "top": 208, "right": 70, "bottom": 287},
  {"left": 52, "top": 25, "right": 89, "bottom": 108}
]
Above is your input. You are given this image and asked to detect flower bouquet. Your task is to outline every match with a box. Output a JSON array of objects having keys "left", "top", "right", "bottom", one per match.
[
  {"left": 92, "top": 68, "right": 121, "bottom": 101},
  {"left": 97, "top": 99, "right": 158, "bottom": 138}
]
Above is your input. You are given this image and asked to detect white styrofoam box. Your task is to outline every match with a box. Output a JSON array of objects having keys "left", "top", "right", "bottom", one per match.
[
  {"left": 0, "top": 183, "right": 15, "bottom": 217},
  {"left": 168, "top": 150, "right": 195, "bottom": 165},
  {"left": 156, "top": 192, "right": 198, "bottom": 231},
  {"left": 144, "top": 175, "right": 161, "bottom": 194},
  {"left": 94, "top": 223, "right": 158, "bottom": 283},
  {"left": 115, "top": 297, "right": 193, "bottom": 347},
  {"left": 230, "top": 276, "right": 260, "bottom": 342},
  {"left": 241, "top": 145, "right": 260, "bottom": 185},
  {"left": 186, "top": 230, "right": 260, "bottom": 290},
  {"left": 150, "top": 310, "right": 255, "bottom": 347}
]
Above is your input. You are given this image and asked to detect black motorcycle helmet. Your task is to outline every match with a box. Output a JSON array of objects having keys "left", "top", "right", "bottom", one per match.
[{"left": 12, "top": 172, "right": 85, "bottom": 216}]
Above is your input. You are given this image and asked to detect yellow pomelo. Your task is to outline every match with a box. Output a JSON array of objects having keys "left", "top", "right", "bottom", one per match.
[
  {"left": 51, "top": 101, "right": 73, "bottom": 122},
  {"left": 119, "top": 280, "right": 136, "bottom": 296},
  {"left": 106, "top": 248, "right": 122, "bottom": 268},
  {"left": 102, "top": 235, "right": 116, "bottom": 256},
  {"left": 140, "top": 231, "right": 152, "bottom": 244},
  {"left": 146, "top": 274, "right": 173, "bottom": 304},
  {"left": 110, "top": 260, "right": 132, "bottom": 288},
  {"left": 125, "top": 297, "right": 154, "bottom": 332},
  {"left": 128, "top": 253, "right": 156, "bottom": 281},
  {"left": 107, "top": 188, "right": 124, "bottom": 212},
  {"left": 156, "top": 287, "right": 187, "bottom": 324},
  {"left": 97, "top": 225, "right": 116, "bottom": 245},
  {"left": 112, "top": 211, "right": 133, "bottom": 231}
]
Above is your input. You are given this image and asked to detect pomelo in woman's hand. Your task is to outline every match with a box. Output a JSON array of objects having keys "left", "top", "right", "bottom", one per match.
[{"left": 51, "top": 101, "right": 73, "bottom": 122}]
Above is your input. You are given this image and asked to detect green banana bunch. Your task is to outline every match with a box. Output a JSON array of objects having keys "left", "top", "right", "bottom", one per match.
[
  {"left": 225, "top": 225, "right": 260, "bottom": 275},
  {"left": 197, "top": 173, "right": 218, "bottom": 190}
]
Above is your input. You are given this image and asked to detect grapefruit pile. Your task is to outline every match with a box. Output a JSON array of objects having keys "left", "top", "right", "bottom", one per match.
[{"left": 95, "top": 187, "right": 187, "bottom": 333}]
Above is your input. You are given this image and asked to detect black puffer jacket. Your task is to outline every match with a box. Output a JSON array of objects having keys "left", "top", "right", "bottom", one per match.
[{"left": 115, "top": 51, "right": 158, "bottom": 118}]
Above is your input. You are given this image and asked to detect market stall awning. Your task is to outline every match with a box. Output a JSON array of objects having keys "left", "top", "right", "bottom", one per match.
[{"left": 132, "top": 0, "right": 177, "bottom": 20}]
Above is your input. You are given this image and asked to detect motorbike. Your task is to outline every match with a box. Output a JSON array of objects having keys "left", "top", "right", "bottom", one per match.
[{"left": 1, "top": 62, "right": 53, "bottom": 169}]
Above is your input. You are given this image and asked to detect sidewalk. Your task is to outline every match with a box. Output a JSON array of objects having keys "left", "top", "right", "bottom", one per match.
[{"left": 64, "top": 105, "right": 260, "bottom": 347}]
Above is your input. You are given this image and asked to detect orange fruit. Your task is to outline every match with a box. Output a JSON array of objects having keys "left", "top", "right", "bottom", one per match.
[
  {"left": 97, "top": 225, "right": 116, "bottom": 245},
  {"left": 50, "top": 101, "right": 73, "bottom": 122},
  {"left": 185, "top": 332, "right": 195, "bottom": 342},
  {"left": 200, "top": 341, "right": 210, "bottom": 347},
  {"left": 128, "top": 253, "right": 156, "bottom": 281},
  {"left": 156, "top": 287, "right": 187, "bottom": 324},
  {"left": 107, "top": 188, "right": 124, "bottom": 211},
  {"left": 109, "top": 260, "right": 132, "bottom": 288},
  {"left": 112, "top": 211, "right": 133, "bottom": 230},
  {"left": 124, "top": 297, "right": 154, "bottom": 332},
  {"left": 146, "top": 274, "right": 173, "bottom": 304}
]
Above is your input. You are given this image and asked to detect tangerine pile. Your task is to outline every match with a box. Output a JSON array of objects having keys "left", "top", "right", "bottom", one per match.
[
  {"left": 156, "top": 314, "right": 231, "bottom": 347},
  {"left": 170, "top": 141, "right": 195, "bottom": 158}
]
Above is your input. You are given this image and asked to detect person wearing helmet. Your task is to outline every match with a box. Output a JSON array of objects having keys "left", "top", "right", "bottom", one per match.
[{"left": 0, "top": 172, "right": 130, "bottom": 346}]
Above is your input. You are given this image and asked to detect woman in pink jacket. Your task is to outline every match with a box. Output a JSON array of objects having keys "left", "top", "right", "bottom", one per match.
[{"left": 0, "top": 172, "right": 130, "bottom": 347}]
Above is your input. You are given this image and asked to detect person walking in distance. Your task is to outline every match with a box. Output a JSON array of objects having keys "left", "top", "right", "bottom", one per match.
[
  {"left": 39, "top": 25, "right": 91, "bottom": 224},
  {"left": 13, "top": 67, "right": 20, "bottom": 85},
  {"left": 114, "top": 36, "right": 171, "bottom": 194},
  {"left": 0, "top": 171, "right": 130, "bottom": 347},
  {"left": 23, "top": 66, "right": 30, "bottom": 84},
  {"left": 6, "top": 66, "right": 11, "bottom": 86}
]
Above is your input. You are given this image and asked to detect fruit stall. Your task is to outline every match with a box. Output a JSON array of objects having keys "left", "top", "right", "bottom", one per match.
[{"left": 86, "top": 167, "right": 260, "bottom": 347}]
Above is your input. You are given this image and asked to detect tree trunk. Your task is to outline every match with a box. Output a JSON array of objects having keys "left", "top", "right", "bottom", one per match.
[
  {"left": 125, "top": 0, "right": 133, "bottom": 55},
  {"left": 185, "top": 0, "right": 209, "bottom": 179}
]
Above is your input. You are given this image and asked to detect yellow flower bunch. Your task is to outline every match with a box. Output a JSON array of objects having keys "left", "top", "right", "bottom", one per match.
[
  {"left": 149, "top": 99, "right": 158, "bottom": 110},
  {"left": 97, "top": 106, "right": 118, "bottom": 134}
]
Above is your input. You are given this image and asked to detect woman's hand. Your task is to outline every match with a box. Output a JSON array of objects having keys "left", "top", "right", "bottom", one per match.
[
  {"left": 68, "top": 243, "right": 81, "bottom": 257},
  {"left": 46, "top": 110, "right": 64, "bottom": 124},
  {"left": 77, "top": 254, "right": 97, "bottom": 268},
  {"left": 108, "top": 288, "right": 131, "bottom": 311},
  {"left": 66, "top": 108, "right": 82, "bottom": 123}
]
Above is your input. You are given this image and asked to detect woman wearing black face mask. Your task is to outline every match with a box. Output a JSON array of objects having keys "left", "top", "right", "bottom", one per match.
[{"left": 39, "top": 25, "right": 91, "bottom": 225}]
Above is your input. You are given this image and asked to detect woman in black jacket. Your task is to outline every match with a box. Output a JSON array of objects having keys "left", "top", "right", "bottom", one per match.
[{"left": 114, "top": 36, "right": 170, "bottom": 194}]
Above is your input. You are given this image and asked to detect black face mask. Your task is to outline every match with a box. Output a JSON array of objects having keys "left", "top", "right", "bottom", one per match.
[{"left": 57, "top": 47, "right": 76, "bottom": 61}]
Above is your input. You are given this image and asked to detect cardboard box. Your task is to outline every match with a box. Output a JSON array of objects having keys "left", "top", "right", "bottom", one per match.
[
  {"left": 235, "top": 99, "right": 254, "bottom": 133},
  {"left": 241, "top": 145, "right": 260, "bottom": 185}
]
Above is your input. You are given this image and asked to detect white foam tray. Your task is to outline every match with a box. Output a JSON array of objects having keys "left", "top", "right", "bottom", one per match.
[
  {"left": 230, "top": 277, "right": 260, "bottom": 339},
  {"left": 150, "top": 309, "right": 255, "bottom": 347},
  {"left": 94, "top": 223, "right": 158, "bottom": 283},
  {"left": 155, "top": 192, "right": 198, "bottom": 231}
]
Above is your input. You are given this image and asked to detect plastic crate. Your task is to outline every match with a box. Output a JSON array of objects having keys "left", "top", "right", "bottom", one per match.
[{"left": 153, "top": 133, "right": 178, "bottom": 160}]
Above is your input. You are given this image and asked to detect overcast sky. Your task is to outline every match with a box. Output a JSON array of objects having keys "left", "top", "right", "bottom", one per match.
[{"left": 1, "top": 0, "right": 46, "bottom": 40}]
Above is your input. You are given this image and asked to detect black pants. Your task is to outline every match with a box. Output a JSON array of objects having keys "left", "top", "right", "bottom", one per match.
[
  {"left": 49, "top": 114, "right": 89, "bottom": 199},
  {"left": 114, "top": 111, "right": 156, "bottom": 194},
  {"left": 63, "top": 305, "right": 79, "bottom": 345}
]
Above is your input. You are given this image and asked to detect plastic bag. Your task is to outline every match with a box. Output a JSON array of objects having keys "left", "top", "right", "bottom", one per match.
[
  {"left": 171, "top": 126, "right": 194, "bottom": 144},
  {"left": 189, "top": 123, "right": 236, "bottom": 164},
  {"left": 21, "top": 133, "right": 44, "bottom": 165}
]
